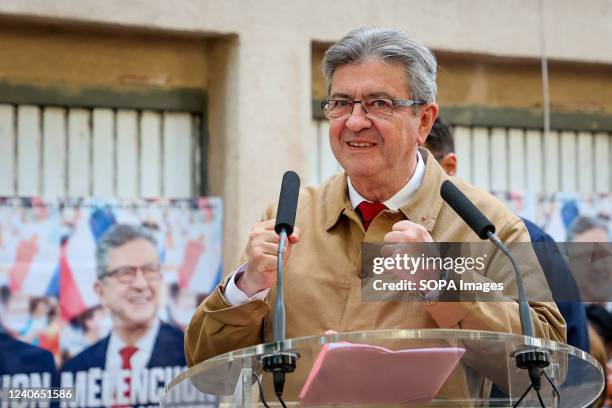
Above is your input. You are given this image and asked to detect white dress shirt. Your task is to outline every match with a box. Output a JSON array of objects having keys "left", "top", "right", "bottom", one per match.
[
  {"left": 224, "top": 151, "right": 426, "bottom": 306},
  {"left": 347, "top": 150, "right": 425, "bottom": 210},
  {"left": 224, "top": 263, "right": 270, "bottom": 305}
]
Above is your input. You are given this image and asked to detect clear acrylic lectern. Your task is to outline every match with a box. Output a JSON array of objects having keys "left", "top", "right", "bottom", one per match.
[{"left": 161, "top": 329, "right": 603, "bottom": 407}]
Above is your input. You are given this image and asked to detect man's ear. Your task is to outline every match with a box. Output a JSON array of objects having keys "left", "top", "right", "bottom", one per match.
[
  {"left": 439, "top": 153, "right": 458, "bottom": 176},
  {"left": 417, "top": 102, "right": 439, "bottom": 145}
]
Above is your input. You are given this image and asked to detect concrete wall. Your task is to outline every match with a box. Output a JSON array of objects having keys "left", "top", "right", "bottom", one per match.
[
  {"left": 313, "top": 49, "right": 612, "bottom": 115},
  {"left": 2, "top": 0, "right": 611, "bottom": 62},
  {"left": 436, "top": 54, "right": 612, "bottom": 115},
  {"left": 0, "top": 22, "right": 209, "bottom": 90},
  {"left": 1, "top": 0, "right": 611, "bottom": 269}
]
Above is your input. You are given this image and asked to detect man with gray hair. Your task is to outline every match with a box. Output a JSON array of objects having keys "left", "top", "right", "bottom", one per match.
[
  {"left": 61, "top": 224, "right": 185, "bottom": 406},
  {"left": 185, "top": 27, "right": 565, "bottom": 366},
  {"left": 567, "top": 216, "right": 610, "bottom": 243},
  {"left": 567, "top": 216, "right": 612, "bottom": 304},
  {"left": 423, "top": 117, "right": 590, "bottom": 352}
]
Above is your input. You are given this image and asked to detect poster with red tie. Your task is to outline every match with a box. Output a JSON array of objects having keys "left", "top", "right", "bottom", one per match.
[{"left": 0, "top": 197, "right": 222, "bottom": 407}]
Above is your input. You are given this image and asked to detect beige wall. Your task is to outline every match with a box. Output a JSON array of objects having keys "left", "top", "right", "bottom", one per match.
[
  {"left": 313, "top": 48, "right": 612, "bottom": 115},
  {"left": 1, "top": 0, "right": 611, "bottom": 62},
  {"left": 437, "top": 54, "right": 612, "bottom": 115},
  {"left": 0, "top": 22, "right": 209, "bottom": 90},
  {"left": 1, "top": 0, "right": 611, "bottom": 269}
]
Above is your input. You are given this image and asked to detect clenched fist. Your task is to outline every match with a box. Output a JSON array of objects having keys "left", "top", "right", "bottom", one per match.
[
  {"left": 236, "top": 219, "right": 300, "bottom": 297},
  {"left": 382, "top": 220, "right": 437, "bottom": 284},
  {"left": 384, "top": 220, "right": 434, "bottom": 243}
]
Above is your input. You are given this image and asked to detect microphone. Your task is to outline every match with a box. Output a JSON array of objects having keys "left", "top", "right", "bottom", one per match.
[
  {"left": 440, "top": 180, "right": 534, "bottom": 337},
  {"left": 440, "top": 180, "right": 551, "bottom": 397},
  {"left": 272, "top": 170, "right": 300, "bottom": 343},
  {"left": 274, "top": 171, "right": 300, "bottom": 236},
  {"left": 262, "top": 171, "right": 300, "bottom": 402},
  {"left": 440, "top": 180, "right": 495, "bottom": 240}
]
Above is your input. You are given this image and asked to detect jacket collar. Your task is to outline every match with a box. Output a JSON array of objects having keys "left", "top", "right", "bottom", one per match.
[
  {"left": 323, "top": 172, "right": 352, "bottom": 231},
  {"left": 323, "top": 148, "right": 448, "bottom": 232},
  {"left": 397, "top": 148, "right": 448, "bottom": 232}
]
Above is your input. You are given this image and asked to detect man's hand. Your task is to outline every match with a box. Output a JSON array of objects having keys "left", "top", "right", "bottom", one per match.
[
  {"left": 237, "top": 219, "right": 300, "bottom": 297},
  {"left": 383, "top": 220, "right": 433, "bottom": 243},
  {"left": 382, "top": 220, "right": 438, "bottom": 287}
]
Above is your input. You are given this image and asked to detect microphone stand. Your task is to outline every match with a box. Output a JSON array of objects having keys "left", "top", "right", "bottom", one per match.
[
  {"left": 260, "top": 228, "right": 298, "bottom": 406},
  {"left": 487, "top": 231, "right": 559, "bottom": 407},
  {"left": 441, "top": 180, "right": 560, "bottom": 406},
  {"left": 274, "top": 230, "right": 288, "bottom": 342}
]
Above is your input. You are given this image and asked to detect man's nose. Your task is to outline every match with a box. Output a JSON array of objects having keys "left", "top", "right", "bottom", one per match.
[
  {"left": 345, "top": 102, "right": 372, "bottom": 132},
  {"left": 130, "top": 270, "right": 149, "bottom": 288}
]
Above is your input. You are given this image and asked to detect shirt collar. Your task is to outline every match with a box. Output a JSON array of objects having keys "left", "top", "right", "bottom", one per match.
[
  {"left": 107, "top": 319, "right": 161, "bottom": 357},
  {"left": 324, "top": 148, "right": 447, "bottom": 232},
  {"left": 347, "top": 150, "right": 425, "bottom": 211}
]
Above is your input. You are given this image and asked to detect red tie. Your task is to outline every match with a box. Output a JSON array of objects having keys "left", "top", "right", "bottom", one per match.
[
  {"left": 117, "top": 346, "right": 138, "bottom": 406},
  {"left": 356, "top": 202, "right": 388, "bottom": 231}
]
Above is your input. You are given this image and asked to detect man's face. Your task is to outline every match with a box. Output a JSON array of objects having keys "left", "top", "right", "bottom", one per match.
[
  {"left": 573, "top": 227, "right": 609, "bottom": 243},
  {"left": 328, "top": 58, "right": 436, "bottom": 185},
  {"left": 570, "top": 227, "right": 611, "bottom": 302},
  {"left": 95, "top": 238, "right": 160, "bottom": 331}
]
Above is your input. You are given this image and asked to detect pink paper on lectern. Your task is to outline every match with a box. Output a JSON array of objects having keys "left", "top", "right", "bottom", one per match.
[{"left": 299, "top": 343, "right": 465, "bottom": 406}]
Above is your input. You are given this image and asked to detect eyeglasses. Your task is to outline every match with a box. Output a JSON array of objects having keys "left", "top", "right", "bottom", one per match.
[
  {"left": 103, "top": 264, "right": 161, "bottom": 284},
  {"left": 321, "top": 98, "right": 426, "bottom": 120}
]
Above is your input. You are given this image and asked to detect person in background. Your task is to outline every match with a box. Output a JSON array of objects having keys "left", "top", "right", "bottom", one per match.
[
  {"left": 65, "top": 305, "right": 110, "bottom": 359},
  {"left": 0, "top": 326, "right": 57, "bottom": 378},
  {"left": 567, "top": 216, "right": 610, "bottom": 244},
  {"left": 39, "top": 298, "right": 61, "bottom": 365},
  {"left": 423, "top": 117, "right": 604, "bottom": 404},
  {"left": 21, "top": 297, "right": 50, "bottom": 345},
  {"left": 0, "top": 286, "right": 56, "bottom": 379},
  {"left": 567, "top": 216, "right": 611, "bottom": 305},
  {"left": 80, "top": 305, "right": 110, "bottom": 347},
  {"left": 422, "top": 116, "right": 590, "bottom": 352},
  {"left": 568, "top": 217, "right": 612, "bottom": 407}
]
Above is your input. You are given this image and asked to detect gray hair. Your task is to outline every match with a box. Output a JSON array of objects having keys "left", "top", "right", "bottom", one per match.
[
  {"left": 96, "top": 224, "right": 158, "bottom": 279},
  {"left": 322, "top": 27, "right": 437, "bottom": 103},
  {"left": 567, "top": 216, "right": 610, "bottom": 242}
]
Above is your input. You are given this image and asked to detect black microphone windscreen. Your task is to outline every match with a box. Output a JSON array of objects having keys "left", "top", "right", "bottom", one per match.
[
  {"left": 440, "top": 180, "right": 495, "bottom": 240},
  {"left": 274, "top": 171, "right": 300, "bottom": 236}
]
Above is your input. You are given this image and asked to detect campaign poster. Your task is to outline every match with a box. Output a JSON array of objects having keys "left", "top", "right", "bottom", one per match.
[
  {"left": 493, "top": 192, "right": 611, "bottom": 242},
  {"left": 0, "top": 197, "right": 223, "bottom": 407}
]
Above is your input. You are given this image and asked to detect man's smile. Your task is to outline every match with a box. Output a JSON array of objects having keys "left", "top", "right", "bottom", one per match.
[
  {"left": 128, "top": 294, "right": 152, "bottom": 305},
  {"left": 346, "top": 140, "right": 378, "bottom": 149}
]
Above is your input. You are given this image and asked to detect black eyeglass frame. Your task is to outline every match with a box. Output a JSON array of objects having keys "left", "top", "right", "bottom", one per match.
[
  {"left": 102, "top": 263, "right": 162, "bottom": 284},
  {"left": 321, "top": 97, "right": 427, "bottom": 119}
]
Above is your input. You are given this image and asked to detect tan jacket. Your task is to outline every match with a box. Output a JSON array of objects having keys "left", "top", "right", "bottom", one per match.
[{"left": 185, "top": 149, "right": 566, "bottom": 366}]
